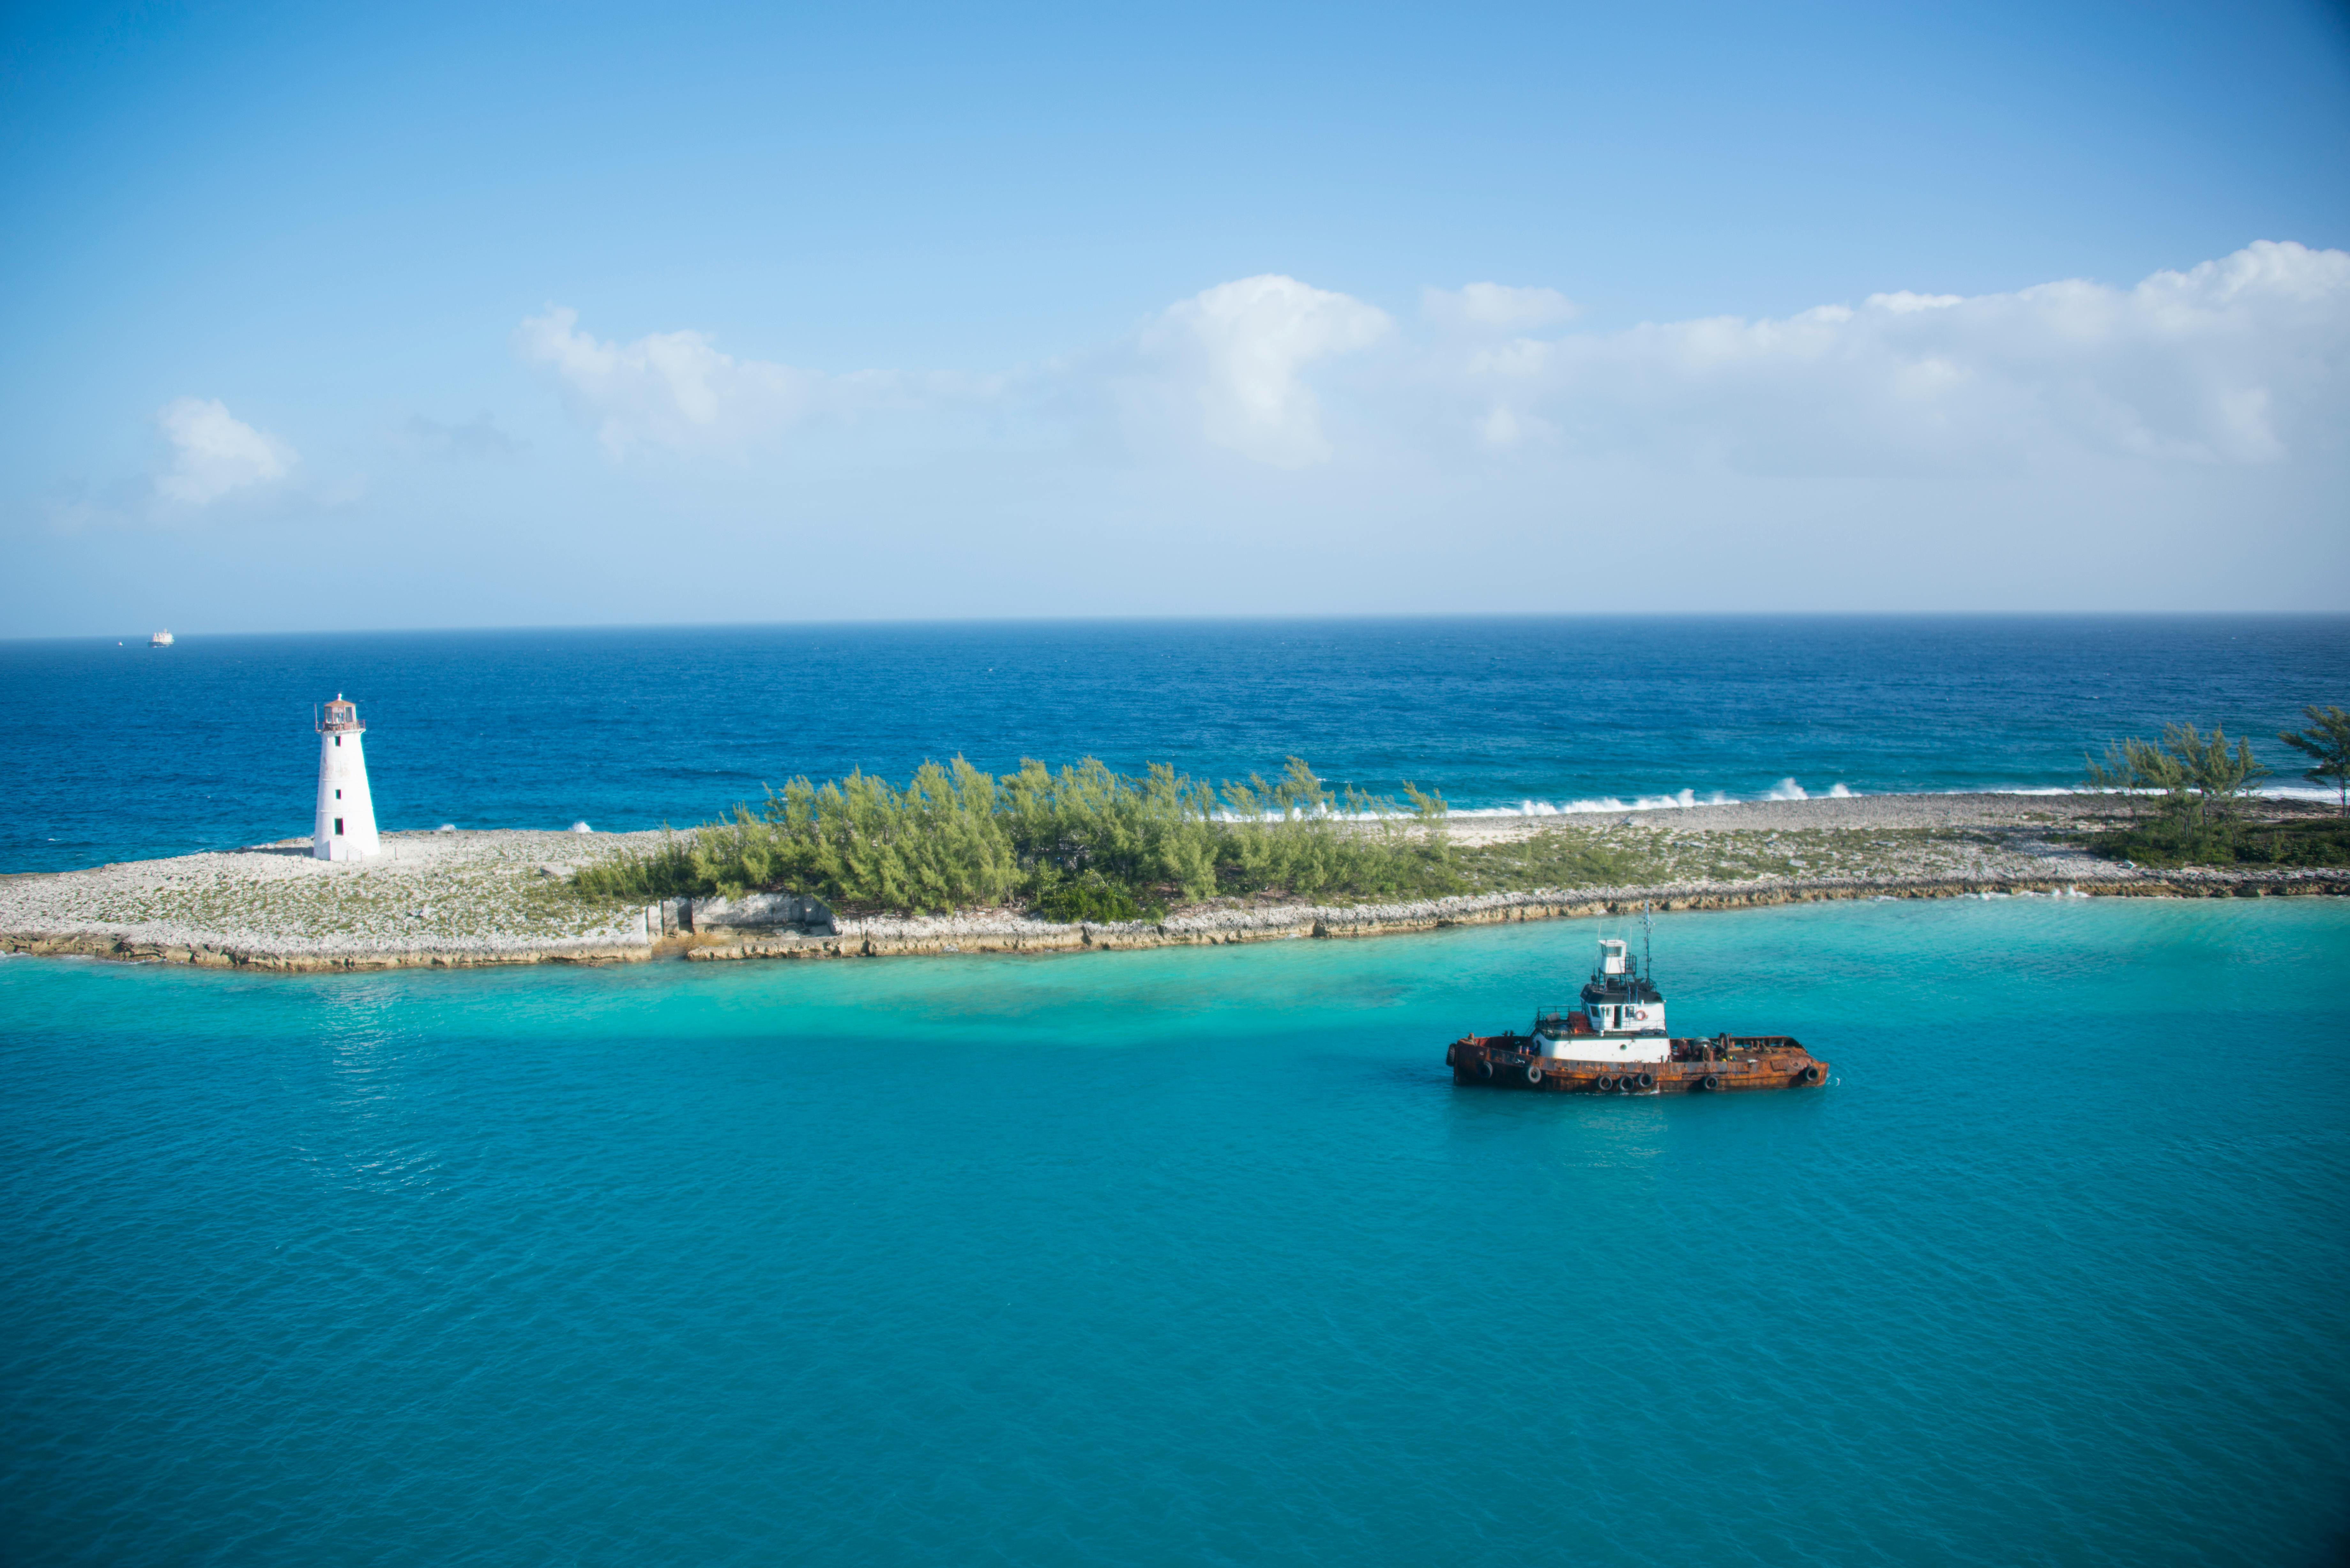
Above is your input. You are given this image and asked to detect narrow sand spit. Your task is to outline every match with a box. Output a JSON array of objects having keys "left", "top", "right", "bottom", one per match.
[
  {"left": 0, "top": 831, "right": 658, "bottom": 970},
  {"left": 2, "top": 796, "right": 2339, "bottom": 971}
]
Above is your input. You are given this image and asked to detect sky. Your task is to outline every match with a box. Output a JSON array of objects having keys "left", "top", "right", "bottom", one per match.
[{"left": 3, "top": 0, "right": 2347, "bottom": 636}]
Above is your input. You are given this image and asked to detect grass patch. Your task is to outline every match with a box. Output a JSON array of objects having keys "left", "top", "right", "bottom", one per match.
[
  {"left": 1453, "top": 832, "right": 1643, "bottom": 891},
  {"left": 2089, "top": 816, "right": 2350, "bottom": 869}
]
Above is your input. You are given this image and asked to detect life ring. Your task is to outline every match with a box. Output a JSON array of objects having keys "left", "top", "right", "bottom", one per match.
[
  {"left": 1525, "top": 1061, "right": 1544, "bottom": 1085},
  {"left": 1801, "top": 1064, "right": 1823, "bottom": 1084},
  {"left": 1594, "top": 1075, "right": 1615, "bottom": 1092},
  {"left": 1634, "top": 1071, "right": 1656, "bottom": 1090},
  {"left": 1702, "top": 1073, "right": 1722, "bottom": 1091},
  {"left": 1477, "top": 1060, "right": 1493, "bottom": 1080}
]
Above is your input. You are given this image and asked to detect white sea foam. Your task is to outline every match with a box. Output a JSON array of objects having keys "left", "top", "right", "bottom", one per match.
[
  {"left": 1214, "top": 775, "right": 2331, "bottom": 824},
  {"left": 1449, "top": 781, "right": 1874, "bottom": 817},
  {"left": 1951, "top": 781, "right": 2341, "bottom": 803},
  {"left": 1452, "top": 788, "right": 1730, "bottom": 818},
  {"left": 2255, "top": 781, "right": 2347, "bottom": 803}
]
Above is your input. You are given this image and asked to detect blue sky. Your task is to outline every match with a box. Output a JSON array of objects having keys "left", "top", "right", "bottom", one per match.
[{"left": 4, "top": 0, "right": 2347, "bottom": 634}]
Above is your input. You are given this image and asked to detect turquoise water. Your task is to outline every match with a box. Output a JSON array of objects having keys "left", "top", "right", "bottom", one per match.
[{"left": 4, "top": 897, "right": 2347, "bottom": 1564}]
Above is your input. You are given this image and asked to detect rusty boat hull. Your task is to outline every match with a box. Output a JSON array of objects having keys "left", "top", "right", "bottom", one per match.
[{"left": 1446, "top": 1034, "right": 1829, "bottom": 1094}]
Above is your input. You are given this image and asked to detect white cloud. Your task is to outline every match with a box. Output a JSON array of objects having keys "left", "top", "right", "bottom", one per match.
[
  {"left": 514, "top": 305, "right": 973, "bottom": 458},
  {"left": 154, "top": 397, "right": 296, "bottom": 505},
  {"left": 1866, "top": 291, "right": 1965, "bottom": 314},
  {"left": 1127, "top": 274, "right": 1391, "bottom": 467},
  {"left": 517, "top": 306, "right": 818, "bottom": 456},
  {"left": 1423, "top": 282, "right": 1579, "bottom": 332},
  {"left": 1445, "top": 240, "right": 2350, "bottom": 471},
  {"left": 520, "top": 279, "right": 1392, "bottom": 471},
  {"left": 513, "top": 243, "right": 2346, "bottom": 490}
]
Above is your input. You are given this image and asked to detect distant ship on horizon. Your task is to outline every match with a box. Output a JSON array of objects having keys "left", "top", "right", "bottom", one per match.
[{"left": 149, "top": 629, "right": 173, "bottom": 647}]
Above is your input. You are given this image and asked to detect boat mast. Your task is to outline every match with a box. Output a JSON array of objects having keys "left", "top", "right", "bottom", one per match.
[{"left": 1641, "top": 901, "right": 1653, "bottom": 984}]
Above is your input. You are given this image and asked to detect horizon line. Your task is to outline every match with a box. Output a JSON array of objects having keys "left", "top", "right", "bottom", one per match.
[{"left": 11, "top": 608, "right": 2350, "bottom": 645}]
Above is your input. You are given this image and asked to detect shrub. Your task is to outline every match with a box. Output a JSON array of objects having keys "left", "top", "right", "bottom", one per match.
[
  {"left": 2093, "top": 816, "right": 2350, "bottom": 869},
  {"left": 573, "top": 755, "right": 1463, "bottom": 916},
  {"left": 1030, "top": 868, "right": 1154, "bottom": 923}
]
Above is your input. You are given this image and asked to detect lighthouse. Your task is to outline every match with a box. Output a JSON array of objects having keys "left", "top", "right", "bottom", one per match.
[{"left": 313, "top": 694, "right": 381, "bottom": 861}]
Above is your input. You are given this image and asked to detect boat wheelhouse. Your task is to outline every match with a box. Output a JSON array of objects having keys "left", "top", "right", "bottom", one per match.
[{"left": 1528, "top": 937, "right": 1673, "bottom": 1064}]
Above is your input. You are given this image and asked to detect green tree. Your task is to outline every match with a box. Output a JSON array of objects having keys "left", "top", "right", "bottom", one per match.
[
  {"left": 2125, "top": 735, "right": 2186, "bottom": 814},
  {"left": 2279, "top": 704, "right": 2350, "bottom": 816},
  {"left": 2077, "top": 720, "right": 2275, "bottom": 868},
  {"left": 2082, "top": 740, "right": 2147, "bottom": 822},
  {"left": 2160, "top": 722, "right": 2268, "bottom": 826}
]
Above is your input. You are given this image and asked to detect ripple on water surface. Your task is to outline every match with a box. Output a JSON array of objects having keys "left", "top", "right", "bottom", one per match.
[{"left": 2, "top": 897, "right": 2347, "bottom": 1567}]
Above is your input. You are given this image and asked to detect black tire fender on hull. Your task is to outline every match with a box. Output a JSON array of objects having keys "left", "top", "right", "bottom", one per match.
[{"left": 1447, "top": 1044, "right": 1830, "bottom": 1094}]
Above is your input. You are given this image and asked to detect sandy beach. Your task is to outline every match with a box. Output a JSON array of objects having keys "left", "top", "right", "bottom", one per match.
[{"left": 2, "top": 793, "right": 2339, "bottom": 971}]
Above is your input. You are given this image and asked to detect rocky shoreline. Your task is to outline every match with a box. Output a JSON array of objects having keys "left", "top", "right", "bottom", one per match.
[
  {"left": 2, "top": 795, "right": 2340, "bottom": 973},
  {"left": 681, "top": 865, "right": 2349, "bottom": 963}
]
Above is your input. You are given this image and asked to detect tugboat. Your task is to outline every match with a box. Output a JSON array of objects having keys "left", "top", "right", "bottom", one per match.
[{"left": 1447, "top": 923, "right": 1829, "bottom": 1094}]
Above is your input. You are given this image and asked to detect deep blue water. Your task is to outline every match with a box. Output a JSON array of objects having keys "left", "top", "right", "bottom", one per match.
[
  {"left": 2, "top": 615, "right": 2345, "bottom": 872},
  {"left": 4, "top": 897, "right": 2347, "bottom": 1566}
]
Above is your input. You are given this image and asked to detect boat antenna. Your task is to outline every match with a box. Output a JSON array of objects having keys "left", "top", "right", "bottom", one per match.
[{"left": 1641, "top": 901, "right": 1653, "bottom": 982}]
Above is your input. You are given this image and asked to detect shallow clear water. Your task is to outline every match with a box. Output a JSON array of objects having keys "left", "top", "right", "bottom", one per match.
[
  {"left": 4, "top": 614, "right": 2344, "bottom": 871},
  {"left": 5, "top": 897, "right": 2346, "bottom": 1565}
]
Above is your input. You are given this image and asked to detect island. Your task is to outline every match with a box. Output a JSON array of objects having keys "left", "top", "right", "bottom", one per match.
[{"left": 4, "top": 791, "right": 2341, "bottom": 972}]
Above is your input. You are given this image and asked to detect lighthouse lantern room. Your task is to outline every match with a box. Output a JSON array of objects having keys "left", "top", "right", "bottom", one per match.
[{"left": 313, "top": 694, "right": 381, "bottom": 861}]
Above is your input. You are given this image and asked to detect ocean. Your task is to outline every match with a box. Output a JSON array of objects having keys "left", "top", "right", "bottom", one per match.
[
  {"left": 3, "top": 898, "right": 2346, "bottom": 1565},
  {"left": 1, "top": 615, "right": 2344, "bottom": 873},
  {"left": 3, "top": 616, "right": 2348, "bottom": 1564}
]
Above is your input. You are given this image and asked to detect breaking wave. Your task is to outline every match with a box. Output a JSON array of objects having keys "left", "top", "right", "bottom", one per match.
[
  {"left": 1224, "top": 776, "right": 2336, "bottom": 824},
  {"left": 1448, "top": 780, "right": 1859, "bottom": 818}
]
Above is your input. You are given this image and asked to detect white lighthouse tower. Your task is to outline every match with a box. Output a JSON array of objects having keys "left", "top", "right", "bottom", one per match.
[{"left": 313, "top": 694, "right": 381, "bottom": 861}]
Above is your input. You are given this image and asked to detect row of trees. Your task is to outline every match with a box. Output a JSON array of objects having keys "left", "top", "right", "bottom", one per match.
[
  {"left": 2083, "top": 706, "right": 2350, "bottom": 820},
  {"left": 575, "top": 706, "right": 2350, "bottom": 910},
  {"left": 574, "top": 756, "right": 1464, "bottom": 916}
]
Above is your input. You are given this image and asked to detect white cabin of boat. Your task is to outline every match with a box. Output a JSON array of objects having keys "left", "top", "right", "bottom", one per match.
[{"left": 1530, "top": 936, "right": 1672, "bottom": 1063}]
